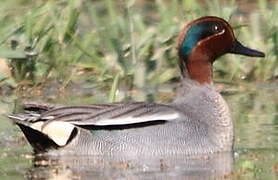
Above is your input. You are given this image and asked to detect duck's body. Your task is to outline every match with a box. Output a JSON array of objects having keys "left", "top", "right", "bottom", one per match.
[
  {"left": 14, "top": 79, "right": 232, "bottom": 155},
  {"left": 9, "top": 16, "right": 264, "bottom": 155}
]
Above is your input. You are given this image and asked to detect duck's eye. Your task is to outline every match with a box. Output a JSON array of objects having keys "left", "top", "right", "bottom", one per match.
[{"left": 213, "top": 24, "right": 223, "bottom": 33}]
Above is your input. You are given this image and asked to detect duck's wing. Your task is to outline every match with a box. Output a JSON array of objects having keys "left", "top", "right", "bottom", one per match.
[
  {"left": 14, "top": 102, "right": 181, "bottom": 126},
  {"left": 8, "top": 102, "right": 181, "bottom": 149}
]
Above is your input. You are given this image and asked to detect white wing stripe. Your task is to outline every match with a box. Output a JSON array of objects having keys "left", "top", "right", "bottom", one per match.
[{"left": 73, "top": 112, "right": 180, "bottom": 126}]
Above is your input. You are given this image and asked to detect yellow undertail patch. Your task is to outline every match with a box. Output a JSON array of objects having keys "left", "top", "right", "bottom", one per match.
[{"left": 31, "top": 121, "right": 75, "bottom": 146}]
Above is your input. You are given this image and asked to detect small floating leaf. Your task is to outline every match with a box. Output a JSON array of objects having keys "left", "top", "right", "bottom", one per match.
[{"left": 241, "top": 160, "right": 255, "bottom": 171}]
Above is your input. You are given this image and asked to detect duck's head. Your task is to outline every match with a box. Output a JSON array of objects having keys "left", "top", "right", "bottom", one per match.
[{"left": 177, "top": 16, "right": 265, "bottom": 84}]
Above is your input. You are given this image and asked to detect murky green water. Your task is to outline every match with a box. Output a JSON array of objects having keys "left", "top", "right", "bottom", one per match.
[{"left": 0, "top": 82, "right": 277, "bottom": 180}]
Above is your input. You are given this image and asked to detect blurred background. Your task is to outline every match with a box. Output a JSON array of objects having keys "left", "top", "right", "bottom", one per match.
[{"left": 0, "top": 0, "right": 277, "bottom": 179}]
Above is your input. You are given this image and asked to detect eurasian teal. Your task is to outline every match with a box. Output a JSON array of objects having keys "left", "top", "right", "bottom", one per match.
[{"left": 9, "top": 16, "right": 265, "bottom": 155}]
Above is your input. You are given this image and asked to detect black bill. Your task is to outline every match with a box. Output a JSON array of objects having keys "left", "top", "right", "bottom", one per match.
[{"left": 229, "top": 39, "right": 265, "bottom": 57}]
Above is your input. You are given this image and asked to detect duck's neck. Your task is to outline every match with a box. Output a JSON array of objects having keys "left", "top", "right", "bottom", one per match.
[{"left": 180, "top": 51, "right": 214, "bottom": 84}]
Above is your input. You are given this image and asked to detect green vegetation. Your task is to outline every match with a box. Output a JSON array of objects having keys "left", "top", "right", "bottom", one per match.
[{"left": 0, "top": 0, "right": 277, "bottom": 101}]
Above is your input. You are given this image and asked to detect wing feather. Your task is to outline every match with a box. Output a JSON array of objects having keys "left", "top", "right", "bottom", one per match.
[{"left": 38, "top": 102, "right": 181, "bottom": 126}]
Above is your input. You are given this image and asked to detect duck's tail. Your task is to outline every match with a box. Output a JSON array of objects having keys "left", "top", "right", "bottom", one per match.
[
  {"left": 10, "top": 117, "right": 59, "bottom": 153},
  {"left": 8, "top": 102, "right": 62, "bottom": 153}
]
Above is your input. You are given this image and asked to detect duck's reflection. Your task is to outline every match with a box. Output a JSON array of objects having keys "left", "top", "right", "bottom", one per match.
[{"left": 26, "top": 152, "right": 233, "bottom": 180}]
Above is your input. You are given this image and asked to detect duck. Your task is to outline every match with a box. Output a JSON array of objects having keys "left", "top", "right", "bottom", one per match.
[{"left": 8, "top": 16, "right": 265, "bottom": 156}]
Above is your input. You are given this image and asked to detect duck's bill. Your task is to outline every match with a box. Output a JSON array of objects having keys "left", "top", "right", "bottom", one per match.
[{"left": 229, "top": 39, "right": 265, "bottom": 57}]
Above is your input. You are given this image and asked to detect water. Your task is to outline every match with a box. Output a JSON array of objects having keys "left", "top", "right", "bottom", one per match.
[{"left": 0, "top": 82, "right": 277, "bottom": 180}]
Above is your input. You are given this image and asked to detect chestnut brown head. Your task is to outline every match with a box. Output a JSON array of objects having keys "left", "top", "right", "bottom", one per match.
[{"left": 177, "top": 16, "right": 265, "bottom": 83}]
